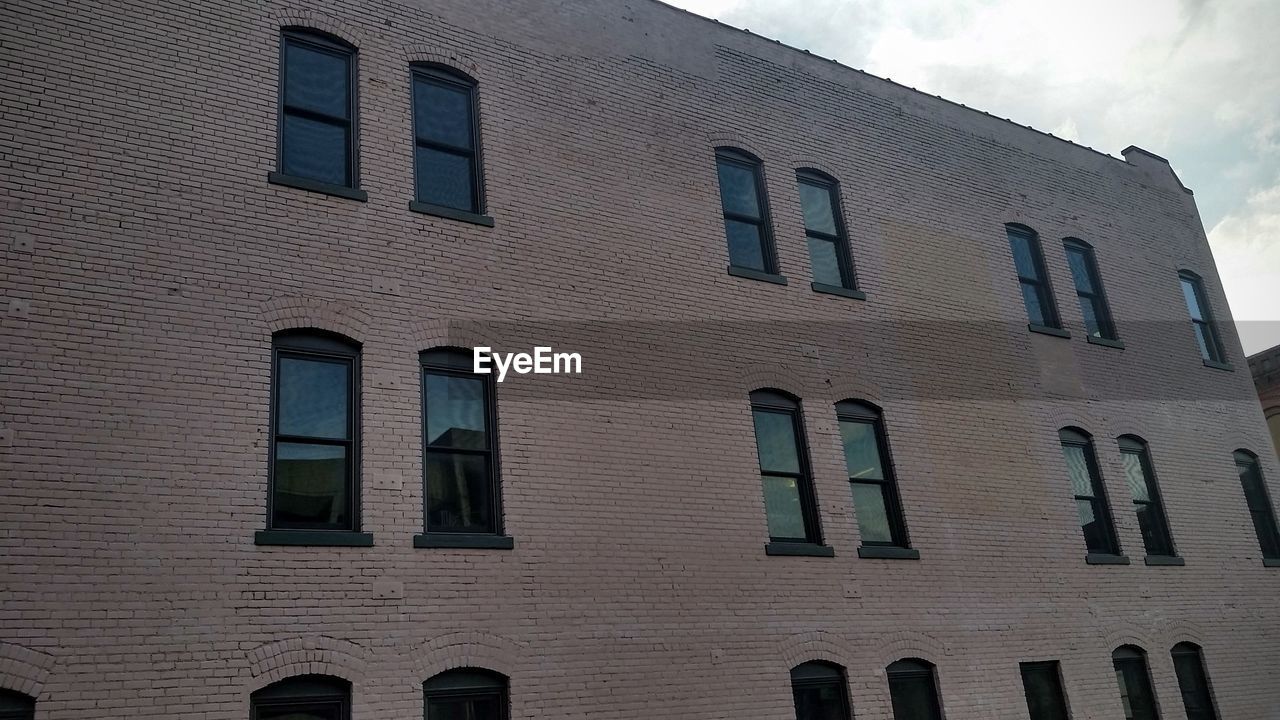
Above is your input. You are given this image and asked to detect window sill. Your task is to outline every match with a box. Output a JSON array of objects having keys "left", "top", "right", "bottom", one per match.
[
  {"left": 408, "top": 201, "right": 495, "bottom": 227},
  {"left": 267, "top": 172, "right": 368, "bottom": 202},
  {"left": 1264, "top": 558, "right": 1280, "bottom": 568},
  {"left": 1144, "top": 554, "right": 1184, "bottom": 566},
  {"left": 811, "top": 282, "right": 867, "bottom": 300},
  {"left": 255, "top": 530, "right": 374, "bottom": 547},
  {"left": 1086, "top": 335, "right": 1125, "bottom": 350},
  {"left": 1028, "top": 324, "right": 1070, "bottom": 339},
  {"left": 1085, "top": 553, "right": 1130, "bottom": 565},
  {"left": 728, "top": 266, "right": 788, "bottom": 285},
  {"left": 413, "top": 533, "right": 514, "bottom": 549},
  {"left": 858, "top": 545, "right": 920, "bottom": 560},
  {"left": 1202, "top": 359, "right": 1233, "bottom": 372},
  {"left": 765, "top": 542, "right": 834, "bottom": 557}
]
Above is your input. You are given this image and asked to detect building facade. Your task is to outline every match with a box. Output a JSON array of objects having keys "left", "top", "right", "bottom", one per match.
[
  {"left": 2, "top": 0, "right": 1279, "bottom": 718},
  {"left": 1248, "top": 344, "right": 1280, "bottom": 462}
]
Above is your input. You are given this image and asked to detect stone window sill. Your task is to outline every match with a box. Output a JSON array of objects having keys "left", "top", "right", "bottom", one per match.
[
  {"left": 1086, "top": 335, "right": 1125, "bottom": 350},
  {"left": 255, "top": 530, "right": 374, "bottom": 547},
  {"left": 413, "top": 533, "right": 514, "bottom": 549},
  {"left": 765, "top": 542, "right": 834, "bottom": 557},
  {"left": 1144, "top": 554, "right": 1184, "bottom": 566},
  {"left": 1028, "top": 323, "right": 1070, "bottom": 339},
  {"left": 1085, "top": 553, "right": 1130, "bottom": 565},
  {"left": 1202, "top": 359, "right": 1233, "bottom": 372},
  {"left": 812, "top": 282, "right": 867, "bottom": 300},
  {"left": 267, "top": 172, "right": 368, "bottom": 202},
  {"left": 858, "top": 545, "right": 920, "bottom": 560},
  {"left": 728, "top": 266, "right": 788, "bottom": 285},
  {"left": 409, "top": 201, "right": 495, "bottom": 227}
]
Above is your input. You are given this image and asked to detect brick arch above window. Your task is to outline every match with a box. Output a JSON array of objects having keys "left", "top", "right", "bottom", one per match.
[
  {"left": 244, "top": 636, "right": 369, "bottom": 692},
  {"left": 411, "top": 632, "right": 525, "bottom": 683},
  {"left": 0, "top": 642, "right": 55, "bottom": 702},
  {"left": 271, "top": 8, "right": 364, "bottom": 48},
  {"left": 871, "top": 631, "right": 949, "bottom": 671},
  {"left": 777, "top": 630, "right": 856, "bottom": 670},
  {"left": 707, "top": 132, "right": 767, "bottom": 161},
  {"left": 261, "top": 296, "right": 371, "bottom": 345},
  {"left": 404, "top": 45, "right": 485, "bottom": 83}
]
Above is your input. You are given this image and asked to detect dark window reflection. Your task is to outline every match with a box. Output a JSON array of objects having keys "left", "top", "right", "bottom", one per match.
[
  {"left": 279, "top": 32, "right": 355, "bottom": 187},
  {"left": 412, "top": 67, "right": 481, "bottom": 213},
  {"left": 422, "top": 352, "right": 500, "bottom": 535}
]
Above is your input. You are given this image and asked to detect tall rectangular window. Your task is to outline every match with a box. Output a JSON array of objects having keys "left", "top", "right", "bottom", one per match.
[
  {"left": 1234, "top": 450, "right": 1280, "bottom": 560},
  {"left": 838, "top": 401, "right": 910, "bottom": 549},
  {"left": 887, "top": 659, "right": 943, "bottom": 720},
  {"left": 1020, "top": 662, "right": 1069, "bottom": 720},
  {"left": 750, "top": 390, "right": 823, "bottom": 548},
  {"left": 717, "top": 149, "right": 777, "bottom": 274},
  {"left": 1171, "top": 643, "right": 1218, "bottom": 720},
  {"left": 1008, "top": 224, "right": 1060, "bottom": 330},
  {"left": 1059, "top": 429, "right": 1121, "bottom": 557},
  {"left": 1179, "top": 271, "right": 1224, "bottom": 363},
  {"left": 1113, "top": 646, "right": 1160, "bottom": 720},
  {"left": 269, "top": 332, "right": 359, "bottom": 532},
  {"left": 797, "top": 171, "right": 856, "bottom": 290},
  {"left": 278, "top": 30, "right": 357, "bottom": 189},
  {"left": 1064, "top": 239, "right": 1117, "bottom": 340},
  {"left": 1118, "top": 437, "right": 1176, "bottom": 558},
  {"left": 411, "top": 66, "right": 483, "bottom": 215}
]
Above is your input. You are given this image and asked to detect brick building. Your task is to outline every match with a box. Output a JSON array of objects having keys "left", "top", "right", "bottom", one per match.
[
  {"left": 2, "top": 0, "right": 1279, "bottom": 718},
  {"left": 1248, "top": 344, "right": 1280, "bottom": 461}
]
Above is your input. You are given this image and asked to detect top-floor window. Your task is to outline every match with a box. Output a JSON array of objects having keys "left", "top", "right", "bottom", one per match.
[
  {"left": 1059, "top": 428, "right": 1121, "bottom": 557},
  {"left": 0, "top": 689, "right": 35, "bottom": 720},
  {"left": 1007, "top": 224, "right": 1061, "bottom": 331},
  {"left": 790, "top": 661, "right": 851, "bottom": 720},
  {"left": 277, "top": 29, "right": 357, "bottom": 190},
  {"left": 717, "top": 149, "right": 778, "bottom": 275},
  {"left": 1118, "top": 436, "right": 1176, "bottom": 558},
  {"left": 1179, "top": 271, "right": 1225, "bottom": 364},
  {"left": 411, "top": 65, "right": 484, "bottom": 216},
  {"left": 1063, "top": 239, "right": 1118, "bottom": 340},
  {"left": 251, "top": 675, "right": 351, "bottom": 720},
  {"left": 1234, "top": 450, "right": 1280, "bottom": 560},
  {"left": 797, "top": 170, "right": 857, "bottom": 291},
  {"left": 749, "top": 390, "right": 823, "bottom": 549}
]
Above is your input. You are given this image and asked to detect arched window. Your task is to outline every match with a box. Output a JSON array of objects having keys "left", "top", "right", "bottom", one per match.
[
  {"left": 1112, "top": 646, "right": 1159, "bottom": 720},
  {"left": 797, "top": 169, "right": 858, "bottom": 293},
  {"left": 410, "top": 64, "right": 488, "bottom": 219},
  {"left": 836, "top": 400, "right": 912, "bottom": 555},
  {"left": 1178, "top": 271, "right": 1225, "bottom": 365},
  {"left": 1063, "top": 238, "right": 1118, "bottom": 341},
  {"left": 250, "top": 675, "right": 350, "bottom": 720},
  {"left": 274, "top": 29, "right": 361, "bottom": 196},
  {"left": 0, "top": 689, "right": 35, "bottom": 720},
  {"left": 790, "top": 661, "right": 851, "bottom": 720},
  {"left": 1058, "top": 428, "right": 1122, "bottom": 559},
  {"left": 1171, "top": 643, "right": 1218, "bottom": 720},
  {"left": 1007, "top": 224, "right": 1062, "bottom": 332},
  {"left": 1019, "top": 661, "right": 1070, "bottom": 720},
  {"left": 424, "top": 668, "right": 508, "bottom": 720},
  {"left": 1233, "top": 450, "right": 1280, "bottom": 561},
  {"left": 886, "top": 658, "right": 942, "bottom": 720},
  {"left": 717, "top": 148, "right": 779, "bottom": 277},
  {"left": 750, "top": 390, "right": 825, "bottom": 552},
  {"left": 1117, "top": 436, "right": 1177, "bottom": 560}
]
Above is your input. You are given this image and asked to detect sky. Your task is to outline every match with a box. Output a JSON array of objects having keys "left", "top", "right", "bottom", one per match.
[{"left": 665, "top": 0, "right": 1280, "bottom": 355}]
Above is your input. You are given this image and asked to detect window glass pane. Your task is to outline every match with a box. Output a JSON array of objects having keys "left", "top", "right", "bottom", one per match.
[
  {"left": 762, "top": 475, "right": 807, "bottom": 540},
  {"left": 1021, "top": 664, "right": 1069, "bottom": 720},
  {"left": 273, "top": 443, "right": 347, "bottom": 527},
  {"left": 1193, "top": 324, "right": 1214, "bottom": 361},
  {"left": 1009, "top": 232, "right": 1038, "bottom": 279},
  {"left": 752, "top": 409, "right": 800, "bottom": 473},
  {"left": 839, "top": 420, "right": 884, "bottom": 480},
  {"left": 1114, "top": 658, "right": 1159, "bottom": 720},
  {"left": 726, "top": 219, "right": 766, "bottom": 270},
  {"left": 257, "top": 705, "right": 341, "bottom": 720},
  {"left": 851, "top": 482, "right": 893, "bottom": 544},
  {"left": 1066, "top": 248, "right": 1095, "bottom": 294},
  {"left": 1173, "top": 651, "right": 1217, "bottom": 720},
  {"left": 285, "top": 42, "right": 349, "bottom": 118},
  {"left": 807, "top": 237, "right": 844, "bottom": 287},
  {"left": 427, "top": 695, "right": 501, "bottom": 720},
  {"left": 1135, "top": 504, "right": 1166, "bottom": 554},
  {"left": 278, "top": 357, "right": 349, "bottom": 439},
  {"left": 1121, "top": 451, "right": 1151, "bottom": 502},
  {"left": 282, "top": 114, "right": 348, "bottom": 186},
  {"left": 1181, "top": 278, "right": 1204, "bottom": 320},
  {"left": 888, "top": 674, "right": 941, "bottom": 720},
  {"left": 793, "top": 683, "right": 848, "bottom": 720},
  {"left": 798, "top": 181, "right": 837, "bottom": 235},
  {"left": 414, "top": 76, "right": 473, "bottom": 148},
  {"left": 416, "top": 145, "right": 475, "bottom": 211},
  {"left": 1077, "top": 498, "right": 1112, "bottom": 553},
  {"left": 717, "top": 159, "right": 761, "bottom": 219},
  {"left": 1061, "top": 444, "right": 1093, "bottom": 496},
  {"left": 425, "top": 452, "right": 493, "bottom": 533},
  {"left": 1020, "top": 282, "right": 1047, "bottom": 326},
  {"left": 425, "top": 373, "right": 486, "bottom": 449},
  {"left": 1267, "top": 415, "right": 1280, "bottom": 462},
  {"left": 1079, "top": 297, "right": 1102, "bottom": 337}
]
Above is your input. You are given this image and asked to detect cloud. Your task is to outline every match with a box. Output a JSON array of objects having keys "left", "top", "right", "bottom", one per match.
[{"left": 1210, "top": 180, "right": 1280, "bottom": 353}]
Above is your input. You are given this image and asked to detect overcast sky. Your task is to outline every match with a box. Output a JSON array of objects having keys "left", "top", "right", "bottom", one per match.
[{"left": 666, "top": 0, "right": 1280, "bottom": 355}]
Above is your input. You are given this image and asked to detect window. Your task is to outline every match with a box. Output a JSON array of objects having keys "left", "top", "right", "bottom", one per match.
[
  {"left": 1020, "top": 662, "right": 1069, "bottom": 720},
  {"left": 1118, "top": 436, "right": 1176, "bottom": 558},
  {"left": 424, "top": 668, "right": 508, "bottom": 720},
  {"left": 1171, "top": 643, "right": 1218, "bottom": 720},
  {"left": 717, "top": 149, "right": 777, "bottom": 275},
  {"left": 1267, "top": 411, "right": 1280, "bottom": 462},
  {"left": 420, "top": 349, "right": 503, "bottom": 540},
  {"left": 750, "top": 390, "right": 823, "bottom": 548},
  {"left": 411, "top": 65, "right": 484, "bottom": 216},
  {"left": 0, "top": 690, "right": 34, "bottom": 720},
  {"left": 268, "top": 331, "right": 360, "bottom": 533},
  {"left": 1007, "top": 224, "right": 1061, "bottom": 330},
  {"left": 797, "top": 171, "right": 856, "bottom": 291},
  {"left": 1063, "top": 239, "right": 1117, "bottom": 340},
  {"left": 1234, "top": 450, "right": 1280, "bottom": 560},
  {"left": 1179, "top": 271, "right": 1225, "bottom": 364},
  {"left": 837, "top": 401, "right": 909, "bottom": 549},
  {"left": 886, "top": 659, "right": 943, "bottom": 720},
  {"left": 1112, "top": 646, "right": 1160, "bottom": 720},
  {"left": 1059, "top": 428, "right": 1121, "bottom": 557},
  {"left": 791, "top": 661, "right": 851, "bottom": 720},
  {"left": 277, "top": 30, "right": 357, "bottom": 189},
  {"left": 251, "top": 675, "right": 350, "bottom": 720}
]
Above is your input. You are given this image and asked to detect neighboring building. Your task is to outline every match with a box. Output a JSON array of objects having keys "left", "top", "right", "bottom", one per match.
[
  {"left": 1248, "top": 343, "right": 1280, "bottom": 460},
  {"left": 2, "top": 0, "right": 1279, "bottom": 718}
]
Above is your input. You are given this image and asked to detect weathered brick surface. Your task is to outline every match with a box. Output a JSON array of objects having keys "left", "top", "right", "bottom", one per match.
[{"left": 2, "top": 0, "right": 1278, "bottom": 718}]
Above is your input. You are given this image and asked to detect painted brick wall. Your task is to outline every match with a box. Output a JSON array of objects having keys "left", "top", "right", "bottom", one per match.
[{"left": 2, "top": 0, "right": 1278, "bottom": 718}]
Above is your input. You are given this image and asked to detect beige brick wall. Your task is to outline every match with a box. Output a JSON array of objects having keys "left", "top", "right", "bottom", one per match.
[{"left": 2, "top": 0, "right": 1278, "bottom": 718}]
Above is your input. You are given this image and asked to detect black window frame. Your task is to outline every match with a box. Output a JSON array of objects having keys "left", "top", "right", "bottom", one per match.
[
  {"left": 1059, "top": 428, "right": 1122, "bottom": 559},
  {"left": 1112, "top": 646, "right": 1160, "bottom": 720},
  {"left": 251, "top": 674, "right": 351, "bottom": 720},
  {"left": 0, "top": 689, "right": 34, "bottom": 720},
  {"left": 1117, "top": 435, "right": 1177, "bottom": 559},
  {"left": 1063, "top": 238, "right": 1118, "bottom": 340},
  {"left": 1170, "top": 643, "right": 1218, "bottom": 720},
  {"left": 424, "top": 668, "right": 509, "bottom": 720},
  {"left": 409, "top": 64, "right": 487, "bottom": 219},
  {"left": 1020, "top": 661, "right": 1069, "bottom": 720},
  {"left": 797, "top": 169, "right": 858, "bottom": 292},
  {"left": 886, "top": 658, "right": 943, "bottom": 720},
  {"left": 790, "top": 661, "right": 852, "bottom": 720},
  {"left": 717, "top": 148, "right": 780, "bottom": 276},
  {"left": 1007, "top": 224, "right": 1062, "bottom": 331},
  {"left": 1178, "top": 271, "right": 1225, "bottom": 365},
  {"left": 749, "top": 389, "right": 825, "bottom": 551},
  {"left": 275, "top": 28, "right": 360, "bottom": 193},
  {"left": 837, "top": 400, "right": 911, "bottom": 550},
  {"left": 1234, "top": 449, "right": 1280, "bottom": 560}
]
